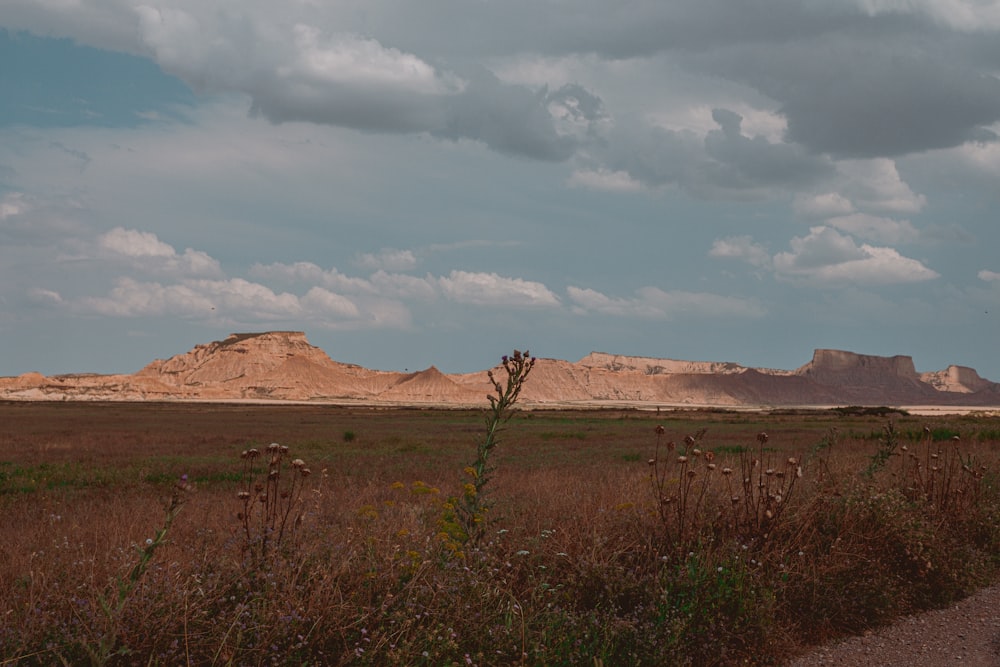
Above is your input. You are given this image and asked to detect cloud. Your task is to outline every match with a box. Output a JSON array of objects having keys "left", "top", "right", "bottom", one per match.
[
  {"left": 300, "top": 286, "right": 361, "bottom": 318},
  {"left": 438, "top": 270, "right": 560, "bottom": 307},
  {"left": 0, "top": 192, "right": 28, "bottom": 219},
  {"left": 566, "top": 168, "right": 643, "bottom": 192},
  {"left": 433, "top": 67, "right": 578, "bottom": 161},
  {"left": 793, "top": 192, "right": 854, "bottom": 219},
  {"left": 773, "top": 226, "right": 939, "bottom": 285},
  {"left": 100, "top": 227, "right": 176, "bottom": 258},
  {"left": 354, "top": 248, "right": 418, "bottom": 272},
  {"left": 979, "top": 270, "right": 1000, "bottom": 282},
  {"left": 837, "top": 159, "right": 927, "bottom": 214},
  {"left": 567, "top": 285, "right": 765, "bottom": 319},
  {"left": 690, "top": 21, "right": 1000, "bottom": 158},
  {"left": 250, "top": 262, "right": 376, "bottom": 294},
  {"left": 98, "top": 227, "right": 223, "bottom": 277},
  {"left": 703, "top": 108, "right": 835, "bottom": 188},
  {"left": 594, "top": 108, "right": 834, "bottom": 197},
  {"left": 825, "top": 213, "right": 921, "bottom": 245},
  {"left": 709, "top": 236, "right": 771, "bottom": 267},
  {"left": 854, "top": 0, "right": 1000, "bottom": 32}
]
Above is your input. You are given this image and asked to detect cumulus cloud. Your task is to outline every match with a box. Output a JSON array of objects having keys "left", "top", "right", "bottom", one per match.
[
  {"left": 566, "top": 168, "right": 643, "bottom": 192},
  {"left": 567, "top": 285, "right": 764, "bottom": 318},
  {"left": 98, "top": 227, "right": 222, "bottom": 277},
  {"left": 979, "top": 270, "right": 1000, "bottom": 282},
  {"left": 854, "top": 0, "right": 1000, "bottom": 32},
  {"left": 438, "top": 270, "right": 560, "bottom": 307},
  {"left": 837, "top": 159, "right": 927, "bottom": 214},
  {"left": 0, "top": 192, "right": 28, "bottom": 219},
  {"left": 354, "top": 248, "right": 418, "bottom": 272},
  {"left": 300, "top": 286, "right": 361, "bottom": 319},
  {"left": 709, "top": 236, "right": 771, "bottom": 267},
  {"left": 437, "top": 271, "right": 559, "bottom": 307},
  {"left": 793, "top": 192, "right": 855, "bottom": 219},
  {"left": 773, "top": 226, "right": 939, "bottom": 285},
  {"left": 250, "top": 262, "right": 376, "bottom": 294},
  {"left": 825, "top": 213, "right": 921, "bottom": 245},
  {"left": 595, "top": 109, "right": 833, "bottom": 197}
]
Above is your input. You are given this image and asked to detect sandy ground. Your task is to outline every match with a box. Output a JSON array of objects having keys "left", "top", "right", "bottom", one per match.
[{"left": 785, "top": 584, "right": 1000, "bottom": 666}]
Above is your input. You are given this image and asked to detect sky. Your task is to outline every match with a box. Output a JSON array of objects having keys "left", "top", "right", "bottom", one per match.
[{"left": 1, "top": 1, "right": 1000, "bottom": 380}]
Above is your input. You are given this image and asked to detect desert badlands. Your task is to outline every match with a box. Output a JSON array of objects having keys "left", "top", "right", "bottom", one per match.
[{"left": 2, "top": 331, "right": 998, "bottom": 411}]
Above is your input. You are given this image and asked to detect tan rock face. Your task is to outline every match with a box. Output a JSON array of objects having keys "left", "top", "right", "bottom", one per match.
[{"left": 1, "top": 332, "right": 998, "bottom": 407}]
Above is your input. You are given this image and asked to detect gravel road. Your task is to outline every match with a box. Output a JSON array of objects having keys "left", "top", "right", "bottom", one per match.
[{"left": 786, "top": 585, "right": 1000, "bottom": 666}]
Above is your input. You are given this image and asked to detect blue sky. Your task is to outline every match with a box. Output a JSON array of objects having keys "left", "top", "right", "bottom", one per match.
[{"left": 1, "top": 2, "right": 999, "bottom": 379}]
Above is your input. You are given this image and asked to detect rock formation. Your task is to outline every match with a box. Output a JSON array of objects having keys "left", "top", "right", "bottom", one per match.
[{"left": 1, "top": 331, "right": 998, "bottom": 408}]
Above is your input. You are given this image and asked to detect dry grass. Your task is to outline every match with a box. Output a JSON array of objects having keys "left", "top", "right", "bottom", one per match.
[{"left": 2, "top": 399, "right": 1000, "bottom": 665}]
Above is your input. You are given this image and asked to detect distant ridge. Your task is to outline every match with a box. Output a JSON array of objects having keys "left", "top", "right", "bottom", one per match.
[{"left": 1, "top": 332, "right": 998, "bottom": 408}]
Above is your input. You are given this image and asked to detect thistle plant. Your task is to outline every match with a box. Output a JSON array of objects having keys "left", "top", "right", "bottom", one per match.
[
  {"left": 733, "top": 432, "right": 802, "bottom": 539},
  {"left": 237, "top": 442, "right": 312, "bottom": 563},
  {"left": 649, "top": 427, "right": 717, "bottom": 550},
  {"left": 87, "top": 474, "right": 191, "bottom": 665},
  {"left": 895, "top": 427, "right": 986, "bottom": 512},
  {"left": 450, "top": 349, "right": 535, "bottom": 546}
]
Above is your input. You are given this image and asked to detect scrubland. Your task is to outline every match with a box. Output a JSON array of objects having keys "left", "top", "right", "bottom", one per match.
[{"left": 2, "top": 374, "right": 1000, "bottom": 665}]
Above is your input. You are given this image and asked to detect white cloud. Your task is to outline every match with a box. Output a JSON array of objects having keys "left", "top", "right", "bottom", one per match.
[
  {"left": 98, "top": 227, "right": 223, "bottom": 277},
  {"left": 369, "top": 270, "right": 438, "bottom": 300},
  {"left": 290, "top": 25, "right": 451, "bottom": 95},
  {"left": 709, "top": 235, "right": 771, "bottom": 267},
  {"left": 854, "top": 0, "right": 1000, "bottom": 31},
  {"left": 773, "top": 226, "right": 939, "bottom": 285},
  {"left": 438, "top": 270, "right": 560, "bottom": 307},
  {"left": 826, "top": 213, "right": 921, "bottom": 245},
  {"left": 0, "top": 192, "right": 28, "bottom": 219},
  {"left": 793, "top": 192, "right": 854, "bottom": 219},
  {"left": 300, "top": 286, "right": 360, "bottom": 318},
  {"left": 979, "top": 270, "right": 1000, "bottom": 282},
  {"left": 567, "top": 285, "right": 764, "bottom": 319},
  {"left": 567, "top": 168, "right": 643, "bottom": 192},
  {"left": 78, "top": 277, "right": 217, "bottom": 318},
  {"left": 354, "top": 248, "right": 418, "bottom": 272},
  {"left": 100, "top": 227, "right": 175, "bottom": 258},
  {"left": 838, "top": 159, "right": 927, "bottom": 214},
  {"left": 250, "top": 262, "right": 376, "bottom": 294}
]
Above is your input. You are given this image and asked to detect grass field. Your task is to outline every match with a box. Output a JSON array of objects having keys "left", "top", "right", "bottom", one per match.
[{"left": 2, "top": 399, "right": 1000, "bottom": 665}]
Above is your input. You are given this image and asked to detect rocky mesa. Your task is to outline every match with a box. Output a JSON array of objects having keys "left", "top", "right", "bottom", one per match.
[{"left": 2, "top": 331, "right": 999, "bottom": 408}]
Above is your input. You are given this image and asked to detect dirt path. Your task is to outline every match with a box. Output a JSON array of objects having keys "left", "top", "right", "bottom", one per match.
[{"left": 786, "top": 584, "right": 1000, "bottom": 666}]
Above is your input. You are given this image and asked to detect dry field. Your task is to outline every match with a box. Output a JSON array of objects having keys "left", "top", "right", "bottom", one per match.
[{"left": 2, "top": 398, "right": 1000, "bottom": 665}]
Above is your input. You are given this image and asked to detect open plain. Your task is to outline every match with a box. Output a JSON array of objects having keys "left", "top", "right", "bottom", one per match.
[{"left": 3, "top": 400, "right": 1000, "bottom": 665}]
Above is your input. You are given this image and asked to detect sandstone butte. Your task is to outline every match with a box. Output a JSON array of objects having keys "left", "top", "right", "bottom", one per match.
[{"left": 1, "top": 331, "right": 999, "bottom": 410}]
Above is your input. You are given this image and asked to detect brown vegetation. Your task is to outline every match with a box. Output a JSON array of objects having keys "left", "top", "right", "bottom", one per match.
[{"left": 2, "top": 395, "right": 1000, "bottom": 665}]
